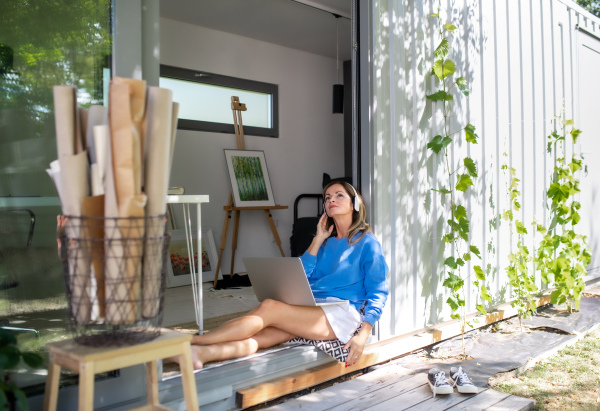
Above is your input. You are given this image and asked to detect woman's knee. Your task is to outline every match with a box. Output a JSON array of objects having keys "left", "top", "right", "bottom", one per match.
[{"left": 257, "top": 298, "right": 282, "bottom": 313}]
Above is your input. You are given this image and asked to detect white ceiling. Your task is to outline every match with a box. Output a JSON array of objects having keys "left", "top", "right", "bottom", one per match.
[{"left": 160, "top": 0, "right": 353, "bottom": 61}]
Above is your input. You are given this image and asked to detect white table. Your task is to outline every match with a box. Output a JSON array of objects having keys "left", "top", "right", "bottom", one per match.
[{"left": 166, "top": 195, "right": 210, "bottom": 334}]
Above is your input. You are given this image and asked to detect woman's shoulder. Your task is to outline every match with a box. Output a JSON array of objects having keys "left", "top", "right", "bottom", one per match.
[{"left": 353, "top": 232, "right": 382, "bottom": 248}]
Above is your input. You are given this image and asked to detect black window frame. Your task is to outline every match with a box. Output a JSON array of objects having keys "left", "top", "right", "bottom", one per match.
[{"left": 160, "top": 65, "right": 279, "bottom": 138}]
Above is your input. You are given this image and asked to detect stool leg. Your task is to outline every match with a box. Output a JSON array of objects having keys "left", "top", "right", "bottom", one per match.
[
  {"left": 79, "top": 362, "right": 95, "bottom": 411},
  {"left": 43, "top": 355, "right": 60, "bottom": 411},
  {"left": 180, "top": 342, "right": 199, "bottom": 410},
  {"left": 146, "top": 361, "right": 160, "bottom": 405}
]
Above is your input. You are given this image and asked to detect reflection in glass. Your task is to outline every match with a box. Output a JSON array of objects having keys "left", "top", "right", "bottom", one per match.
[{"left": 0, "top": 0, "right": 112, "bottom": 395}]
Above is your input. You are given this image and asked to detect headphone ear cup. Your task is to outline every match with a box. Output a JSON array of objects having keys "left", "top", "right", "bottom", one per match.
[{"left": 354, "top": 197, "right": 359, "bottom": 212}]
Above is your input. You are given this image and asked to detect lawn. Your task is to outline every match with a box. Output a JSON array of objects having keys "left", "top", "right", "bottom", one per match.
[{"left": 494, "top": 326, "right": 600, "bottom": 410}]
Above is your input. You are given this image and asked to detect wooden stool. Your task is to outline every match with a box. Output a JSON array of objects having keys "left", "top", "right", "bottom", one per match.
[{"left": 43, "top": 328, "right": 199, "bottom": 411}]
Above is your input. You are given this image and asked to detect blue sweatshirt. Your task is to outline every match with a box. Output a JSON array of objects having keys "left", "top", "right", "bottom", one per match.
[{"left": 299, "top": 232, "right": 389, "bottom": 327}]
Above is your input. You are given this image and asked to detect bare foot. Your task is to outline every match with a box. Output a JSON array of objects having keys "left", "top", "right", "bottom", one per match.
[{"left": 165, "top": 346, "right": 204, "bottom": 370}]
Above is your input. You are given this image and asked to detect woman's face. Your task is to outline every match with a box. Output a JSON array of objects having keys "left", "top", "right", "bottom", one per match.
[{"left": 324, "top": 183, "right": 354, "bottom": 218}]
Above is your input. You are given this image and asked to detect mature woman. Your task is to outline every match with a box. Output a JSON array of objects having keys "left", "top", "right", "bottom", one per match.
[{"left": 185, "top": 181, "right": 389, "bottom": 369}]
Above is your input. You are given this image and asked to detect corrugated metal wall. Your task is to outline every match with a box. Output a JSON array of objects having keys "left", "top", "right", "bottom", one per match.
[{"left": 364, "top": 0, "right": 600, "bottom": 339}]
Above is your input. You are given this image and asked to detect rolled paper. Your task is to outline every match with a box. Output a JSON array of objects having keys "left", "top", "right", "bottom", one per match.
[
  {"left": 81, "top": 195, "right": 106, "bottom": 318},
  {"left": 77, "top": 107, "right": 88, "bottom": 153},
  {"left": 142, "top": 87, "right": 173, "bottom": 318},
  {"left": 87, "top": 105, "right": 108, "bottom": 165},
  {"left": 53, "top": 85, "right": 76, "bottom": 159}
]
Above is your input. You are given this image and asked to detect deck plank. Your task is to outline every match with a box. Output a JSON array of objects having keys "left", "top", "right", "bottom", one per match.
[
  {"left": 485, "top": 393, "right": 535, "bottom": 411},
  {"left": 329, "top": 374, "right": 427, "bottom": 411},
  {"left": 267, "top": 366, "right": 415, "bottom": 410},
  {"left": 446, "top": 388, "right": 510, "bottom": 410},
  {"left": 406, "top": 390, "right": 483, "bottom": 411}
]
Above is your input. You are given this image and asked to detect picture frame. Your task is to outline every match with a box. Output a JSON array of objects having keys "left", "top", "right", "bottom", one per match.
[
  {"left": 224, "top": 149, "right": 275, "bottom": 207},
  {"left": 166, "top": 228, "right": 219, "bottom": 287}
]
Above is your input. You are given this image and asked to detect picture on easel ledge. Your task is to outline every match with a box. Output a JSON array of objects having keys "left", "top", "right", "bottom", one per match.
[
  {"left": 166, "top": 229, "right": 219, "bottom": 287},
  {"left": 224, "top": 149, "right": 275, "bottom": 207}
]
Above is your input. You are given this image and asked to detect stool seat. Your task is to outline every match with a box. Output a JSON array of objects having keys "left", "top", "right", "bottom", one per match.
[{"left": 43, "top": 328, "right": 198, "bottom": 411}]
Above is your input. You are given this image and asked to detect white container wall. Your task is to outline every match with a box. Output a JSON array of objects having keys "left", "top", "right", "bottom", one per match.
[{"left": 364, "top": 0, "right": 600, "bottom": 339}]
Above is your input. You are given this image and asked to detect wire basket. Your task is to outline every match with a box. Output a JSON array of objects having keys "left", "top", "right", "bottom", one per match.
[{"left": 58, "top": 214, "right": 170, "bottom": 346}]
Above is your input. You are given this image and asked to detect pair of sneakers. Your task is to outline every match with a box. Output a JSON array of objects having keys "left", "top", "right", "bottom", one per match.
[{"left": 427, "top": 366, "right": 478, "bottom": 397}]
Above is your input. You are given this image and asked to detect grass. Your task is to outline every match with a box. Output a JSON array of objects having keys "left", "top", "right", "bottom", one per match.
[{"left": 494, "top": 326, "right": 600, "bottom": 410}]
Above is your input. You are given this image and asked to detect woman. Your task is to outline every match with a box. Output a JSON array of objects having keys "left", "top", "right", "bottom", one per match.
[{"left": 185, "top": 181, "right": 389, "bottom": 369}]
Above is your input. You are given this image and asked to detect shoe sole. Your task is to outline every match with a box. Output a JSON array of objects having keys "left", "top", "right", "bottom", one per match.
[
  {"left": 456, "top": 385, "right": 478, "bottom": 394},
  {"left": 428, "top": 380, "right": 453, "bottom": 395}
]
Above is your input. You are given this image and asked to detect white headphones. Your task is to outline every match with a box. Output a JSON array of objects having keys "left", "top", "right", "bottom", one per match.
[{"left": 323, "top": 183, "right": 360, "bottom": 215}]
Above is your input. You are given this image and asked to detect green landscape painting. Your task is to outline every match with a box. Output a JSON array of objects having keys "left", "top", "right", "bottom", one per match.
[{"left": 232, "top": 156, "right": 269, "bottom": 201}]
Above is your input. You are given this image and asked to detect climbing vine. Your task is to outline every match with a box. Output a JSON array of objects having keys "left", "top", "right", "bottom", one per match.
[
  {"left": 426, "top": 5, "right": 491, "bottom": 349},
  {"left": 501, "top": 155, "right": 538, "bottom": 329},
  {"left": 534, "top": 118, "right": 592, "bottom": 312}
]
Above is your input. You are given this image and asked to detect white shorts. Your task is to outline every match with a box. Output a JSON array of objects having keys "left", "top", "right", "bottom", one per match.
[{"left": 316, "top": 297, "right": 362, "bottom": 344}]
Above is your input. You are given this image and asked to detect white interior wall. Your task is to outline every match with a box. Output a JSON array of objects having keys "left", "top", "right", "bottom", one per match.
[{"left": 160, "top": 18, "right": 344, "bottom": 275}]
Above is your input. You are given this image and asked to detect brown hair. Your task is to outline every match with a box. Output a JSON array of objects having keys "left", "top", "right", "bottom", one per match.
[{"left": 322, "top": 181, "right": 372, "bottom": 245}]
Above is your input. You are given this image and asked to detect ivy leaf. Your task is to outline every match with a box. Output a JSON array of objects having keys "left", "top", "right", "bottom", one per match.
[
  {"left": 474, "top": 265, "right": 486, "bottom": 281},
  {"left": 453, "top": 204, "right": 467, "bottom": 220},
  {"left": 426, "top": 90, "right": 453, "bottom": 101},
  {"left": 516, "top": 221, "right": 528, "bottom": 235},
  {"left": 0, "top": 346, "right": 20, "bottom": 370},
  {"left": 443, "top": 233, "right": 454, "bottom": 243},
  {"left": 458, "top": 217, "right": 470, "bottom": 234},
  {"left": 470, "top": 245, "right": 481, "bottom": 259},
  {"left": 548, "top": 182, "right": 570, "bottom": 203},
  {"left": 476, "top": 304, "right": 487, "bottom": 315},
  {"left": 463, "top": 252, "right": 471, "bottom": 261},
  {"left": 446, "top": 296, "right": 459, "bottom": 311},
  {"left": 569, "top": 157, "right": 582, "bottom": 173},
  {"left": 429, "top": 13, "right": 439, "bottom": 17},
  {"left": 443, "top": 273, "right": 464, "bottom": 291},
  {"left": 465, "top": 124, "right": 478, "bottom": 144},
  {"left": 456, "top": 258, "right": 465, "bottom": 267},
  {"left": 444, "top": 22, "right": 457, "bottom": 33},
  {"left": 434, "top": 38, "right": 449, "bottom": 59},
  {"left": 456, "top": 76, "right": 469, "bottom": 96},
  {"left": 572, "top": 211, "right": 581, "bottom": 225},
  {"left": 427, "top": 134, "right": 452, "bottom": 154},
  {"left": 456, "top": 174, "right": 473, "bottom": 192},
  {"left": 571, "top": 128, "right": 582, "bottom": 143},
  {"left": 451, "top": 312, "right": 461, "bottom": 319},
  {"left": 433, "top": 59, "right": 456, "bottom": 81},
  {"left": 464, "top": 157, "right": 478, "bottom": 177},
  {"left": 444, "top": 256, "right": 458, "bottom": 269},
  {"left": 481, "top": 285, "right": 493, "bottom": 302}
]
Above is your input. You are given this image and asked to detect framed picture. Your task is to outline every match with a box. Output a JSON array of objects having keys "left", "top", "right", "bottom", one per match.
[
  {"left": 166, "top": 228, "right": 219, "bottom": 287},
  {"left": 224, "top": 149, "right": 275, "bottom": 207}
]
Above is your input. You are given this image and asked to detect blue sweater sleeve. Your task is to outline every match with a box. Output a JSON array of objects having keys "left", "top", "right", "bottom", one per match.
[
  {"left": 300, "top": 251, "right": 317, "bottom": 278},
  {"left": 361, "top": 238, "right": 389, "bottom": 327}
]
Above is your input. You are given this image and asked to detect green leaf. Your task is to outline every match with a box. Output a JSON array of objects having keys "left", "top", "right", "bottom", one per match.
[
  {"left": 444, "top": 256, "right": 458, "bottom": 269},
  {"left": 426, "top": 89, "right": 453, "bottom": 101},
  {"left": 433, "top": 59, "right": 456, "bottom": 81},
  {"left": 434, "top": 38, "right": 449, "bottom": 59},
  {"left": 464, "top": 157, "right": 478, "bottom": 177},
  {"left": 429, "top": 13, "right": 439, "bottom": 17},
  {"left": 456, "top": 174, "right": 473, "bottom": 192},
  {"left": 470, "top": 245, "right": 481, "bottom": 259},
  {"left": 476, "top": 304, "right": 487, "bottom": 315},
  {"left": 444, "top": 22, "right": 457, "bottom": 33},
  {"left": 0, "top": 346, "right": 20, "bottom": 370},
  {"left": 443, "top": 233, "right": 454, "bottom": 243},
  {"left": 465, "top": 124, "right": 478, "bottom": 144},
  {"left": 463, "top": 253, "right": 471, "bottom": 262},
  {"left": 456, "top": 258, "right": 465, "bottom": 266},
  {"left": 0, "top": 329, "right": 17, "bottom": 348},
  {"left": 447, "top": 296, "right": 460, "bottom": 311},
  {"left": 432, "top": 187, "right": 452, "bottom": 194},
  {"left": 548, "top": 182, "right": 570, "bottom": 203},
  {"left": 569, "top": 157, "right": 582, "bottom": 173},
  {"left": 13, "top": 388, "right": 28, "bottom": 411},
  {"left": 22, "top": 352, "right": 43, "bottom": 368},
  {"left": 450, "top": 313, "right": 461, "bottom": 319},
  {"left": 474, "top": 265, "right": 486, "bottom": 281},
  {"left": 453, "top": 205, "right": 467, "bottom": 220},
  {"left": 456, "top": 76, "right": 469, "bottom": 96},
  {"left": 571, "top": 128, "right": 582, "bottom": 143},
  {"left": 481, "top": 285, "right": 493, "bottom": 302},
  {"left": 550, "top": 289, "right": 563, "bottom": 304},
  {"left": 516, "top": 221, "right": 528, "bottom": 235},
  {"left": 427, "top": 134, "right": 452, "bottom": 154},
  {"left": 572, "top": 211, "right": 581, "bottom": 225},
  {"left": 443, "top": 273, "right": 464, "bottom": 291}
]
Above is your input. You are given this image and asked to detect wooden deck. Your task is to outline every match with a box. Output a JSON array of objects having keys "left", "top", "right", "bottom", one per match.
[{"left": 264, "top": 364, "right": 535, "bottom": 410}]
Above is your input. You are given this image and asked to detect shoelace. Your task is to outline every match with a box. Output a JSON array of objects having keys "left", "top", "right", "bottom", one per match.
[
  {"left": 434, "top": 372, "right": 448, "bottom": 387},
  {"left": 451, "top": 367, "right": 471, "bottom": 387}
]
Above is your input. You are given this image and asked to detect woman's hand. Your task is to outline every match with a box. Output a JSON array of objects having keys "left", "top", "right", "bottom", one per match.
[
  {"left": 315, "top": 213, "right": 334, "bottom": 242},
  {"left": 343, "top": 322, "right": 372, "bottom": 367}
]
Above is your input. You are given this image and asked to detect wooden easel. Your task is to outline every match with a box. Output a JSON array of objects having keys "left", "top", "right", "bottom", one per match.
[{"left": 213, "top": 97, "right": 288, "bottom": 286}]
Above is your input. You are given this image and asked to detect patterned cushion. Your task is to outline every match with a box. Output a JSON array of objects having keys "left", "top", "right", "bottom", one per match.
[{"left": 287, "top": 325, "right": 362, "bottom": 363}]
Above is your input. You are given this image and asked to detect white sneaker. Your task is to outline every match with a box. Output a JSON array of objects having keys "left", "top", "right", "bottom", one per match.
[
  {"left": 450, "top": 366, "right": 478, "bottom": 394},
  {"left": 427, "top": 368, "right": 454, "bottom": 397}
]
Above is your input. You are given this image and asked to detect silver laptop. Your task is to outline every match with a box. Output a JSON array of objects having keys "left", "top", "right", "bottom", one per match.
[{"left": 243, "top": 257, "right": 341, "bottom": 306}]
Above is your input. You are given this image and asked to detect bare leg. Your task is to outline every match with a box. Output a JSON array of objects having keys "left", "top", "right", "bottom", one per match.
[
  {"left": 185, "top": 327, "right": 294, "bottom": 369},
  {"left": 191, "top": 299, "right": 336, "bottom": 346}
]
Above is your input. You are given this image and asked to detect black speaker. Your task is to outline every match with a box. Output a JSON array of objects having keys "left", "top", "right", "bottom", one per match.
[{"left": 332, "top": 84, "right": 344, "bottom": 113}]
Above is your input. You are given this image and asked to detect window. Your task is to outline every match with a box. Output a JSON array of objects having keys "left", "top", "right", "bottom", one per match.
[{"left": 160, "top": 65, "right": 279, "bottom": 137}]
